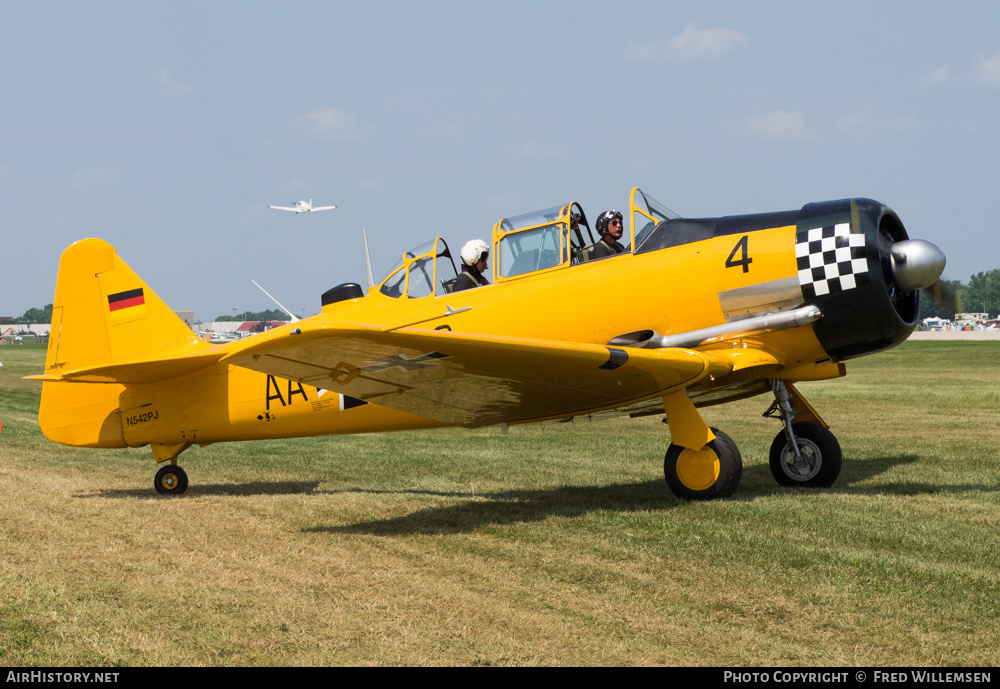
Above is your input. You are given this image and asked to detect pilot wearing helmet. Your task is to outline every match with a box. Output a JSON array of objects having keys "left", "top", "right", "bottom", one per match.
[
  {"left": 589, "top": 210, "right": 626, "bottom": 260},
  {"left": 453, "top": 238, "right": 491, "bottom": 292}
]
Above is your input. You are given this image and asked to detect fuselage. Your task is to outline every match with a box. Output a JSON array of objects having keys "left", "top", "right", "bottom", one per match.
[{"left": 38, "top": 196, "right": 936, "bottom": 452}]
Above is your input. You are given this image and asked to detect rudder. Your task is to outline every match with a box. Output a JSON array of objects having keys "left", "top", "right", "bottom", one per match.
[
  {"left": 45, "top": 238, "right": 207, "bottom": 372},
  {"left": 38, "top": 238, "right": 211, "bottom": 447}
]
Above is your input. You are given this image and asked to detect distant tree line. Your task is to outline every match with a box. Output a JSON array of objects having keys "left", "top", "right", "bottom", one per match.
[
  {"left": 0, "top": 304, "right": 293, "bottom": 325},
  {"left": 962, "top": 269, "right": 1000, "bottom": 318},
  {"left": 918, "top": 269, "right": 1000, "bottom": 321},
  {"left": 0, "top": 304, "right": 53, "bottom": 324},
  {"left": 214, "top": 309, "right": 289, "bottom": 322}
]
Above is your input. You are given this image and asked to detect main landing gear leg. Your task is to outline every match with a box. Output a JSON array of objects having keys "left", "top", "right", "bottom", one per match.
[
  {"left": 661, "top": 390, "right": 743, "bottom": 501},
  {"left": 765, "top": 380, "right": 842, "bottom": 488},
  {"left": 151, "top": 442, "right": 192, "bottom": 496}
]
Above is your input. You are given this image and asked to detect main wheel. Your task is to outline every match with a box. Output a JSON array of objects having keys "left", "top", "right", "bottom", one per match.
[
  {"left": 664, "top": 428, "right": 743, "bottom": 501},
  {"left": 769, "top": 422, "right": 842, "bottom": 488},
  {"left": 154, "top": 464, "right": 189, "bottom": 496}
]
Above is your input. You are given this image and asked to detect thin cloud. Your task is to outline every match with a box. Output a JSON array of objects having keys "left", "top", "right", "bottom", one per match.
[
  {"left": 155, "top": 68, "right": 191, "bottom": 97},
  {"left": 670, "top": 24, "right": 748, "bottom": 62},
  {"left": 837, "top": 110, "right": 921, "bottom": 136},
  {"left": 624, "top": 24, "right": 747, "bottom": 63},
  {"left": 239, "top": 203, "right": 270, "bottom": 226},
  {"left": 837, "top": 111, "right": 870, "bottom": 133},
  {"left": 296, "top": 106, "right": 372, "bottom": 143},
  {"left": 974, "top": 52, "right": 1000, "bottom": 88},
  {"left": 280, "top": 178, "right": 312, "bottom": 196},
  {"left": 69, "top": 167, "right": 122, "bottom": 190},
  {"left": 922, "top": 64, "right": 951, "bottom": 87},
  {"left": 740, "top": 110, "right": 816, "bottom": 141}
]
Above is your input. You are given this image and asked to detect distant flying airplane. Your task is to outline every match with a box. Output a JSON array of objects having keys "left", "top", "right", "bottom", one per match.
[{"left": 268, "top": 199, "right": 336, "bottom": 214}]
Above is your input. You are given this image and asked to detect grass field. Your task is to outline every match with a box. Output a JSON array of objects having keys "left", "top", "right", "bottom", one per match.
[{"left": 1, "top": 342, "right": 997, "bottom": 666}]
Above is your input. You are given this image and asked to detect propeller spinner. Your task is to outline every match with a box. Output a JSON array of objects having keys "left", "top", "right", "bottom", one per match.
[{"left": 890, "top": 239, "right": 947, "bottom": 292}]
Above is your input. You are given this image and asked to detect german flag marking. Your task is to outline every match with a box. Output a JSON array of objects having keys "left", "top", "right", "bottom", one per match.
[{"left": 108, "top": 288, "right": 145, "bottom": 312}]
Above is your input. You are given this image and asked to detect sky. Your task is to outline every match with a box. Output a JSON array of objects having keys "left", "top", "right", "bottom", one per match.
[{"left": 2, "top": 1, "right": 998, "bottom": 322}]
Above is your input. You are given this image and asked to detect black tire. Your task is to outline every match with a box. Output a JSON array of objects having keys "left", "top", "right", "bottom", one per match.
[
  {"left": 154, "top": 464, "right": 189, "bottom": 496},
  {"left": 664, "top": 427, "right": 743, "bottom": 501},
  {"left": 769, "top": 422, "right": 842, "bottom": 488}
]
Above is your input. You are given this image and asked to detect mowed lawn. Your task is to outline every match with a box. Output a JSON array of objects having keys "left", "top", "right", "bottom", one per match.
[{"left": 1, "top": 342, "right": 997, "bottom": 666}]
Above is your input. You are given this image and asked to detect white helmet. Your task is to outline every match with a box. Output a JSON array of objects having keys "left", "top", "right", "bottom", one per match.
[{"left": 461, "top": 239, "right": 489, "bottom": 267}]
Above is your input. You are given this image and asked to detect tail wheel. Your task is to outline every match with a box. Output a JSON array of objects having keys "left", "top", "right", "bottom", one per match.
[
  {"left": 154, "top": 464, "right": 189, "bottom": 496},
  {"left": 664, "top": 428, "right": 743, "bottom": 501},
  {"left": 769, "top": 422, "right": 842, "bottom": 488}
]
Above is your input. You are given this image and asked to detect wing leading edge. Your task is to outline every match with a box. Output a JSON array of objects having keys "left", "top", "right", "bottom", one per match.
[{"left": 222, "top": 324, "right": 735, "bottom": 428}]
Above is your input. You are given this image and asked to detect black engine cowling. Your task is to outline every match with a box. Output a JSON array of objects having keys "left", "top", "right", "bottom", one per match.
[
  {"left": 635, "top": 197, "right": 945, "bottom": 361},
  {"left": 796, "top": 198, "right": 922, "bottom": 360}
]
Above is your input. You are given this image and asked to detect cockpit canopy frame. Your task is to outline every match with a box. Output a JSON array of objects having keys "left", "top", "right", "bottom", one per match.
[
  {"left": 630, "top": 187, "right": 681, "bottom": 252},
  {"left": 491, "top": 202, "right": 594, "bottom": 281},
  {"left": 375, "top": 188, "right": 681, "bottom": 296},
  {"left": 378, "top": 237, "right": 459, "bottom": 299}
]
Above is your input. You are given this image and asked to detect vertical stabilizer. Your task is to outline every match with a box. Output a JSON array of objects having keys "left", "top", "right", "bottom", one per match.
[
  {"left": 45, "top": 238, "right": 208, "bottom": 375},
  {"left": 38, "top": 238, "right": 210, "bottom": 448}
]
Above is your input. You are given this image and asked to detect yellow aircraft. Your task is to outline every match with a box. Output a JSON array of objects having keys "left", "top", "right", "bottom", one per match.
[{"left": 28, "top": 188, "right": 946, "bottom": 500}]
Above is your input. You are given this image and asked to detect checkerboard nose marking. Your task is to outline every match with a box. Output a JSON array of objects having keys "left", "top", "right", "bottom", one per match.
[{"left": 795, "top": 223, "right": 868, "bottom": 297}]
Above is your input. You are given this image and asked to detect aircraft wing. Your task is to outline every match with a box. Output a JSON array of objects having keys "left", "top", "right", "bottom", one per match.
[
  {"left": 310, "top": 205, "right": 337, "bottom": 212},
  {"left": 221, "top": 323, "right": 735, "bottom": 428},
  {"left": 268, "top": 205, "right": 299, "bottom": 212}
]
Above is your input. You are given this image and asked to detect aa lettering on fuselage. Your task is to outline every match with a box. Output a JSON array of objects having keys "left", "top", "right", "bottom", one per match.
[{"left": 266, "top": 375, "right": 310, "bottom": 410}]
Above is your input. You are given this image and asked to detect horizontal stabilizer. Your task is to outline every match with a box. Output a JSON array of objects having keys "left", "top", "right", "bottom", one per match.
[{"left": 25, "top": 348, "right": 226, "bottom": 384}]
